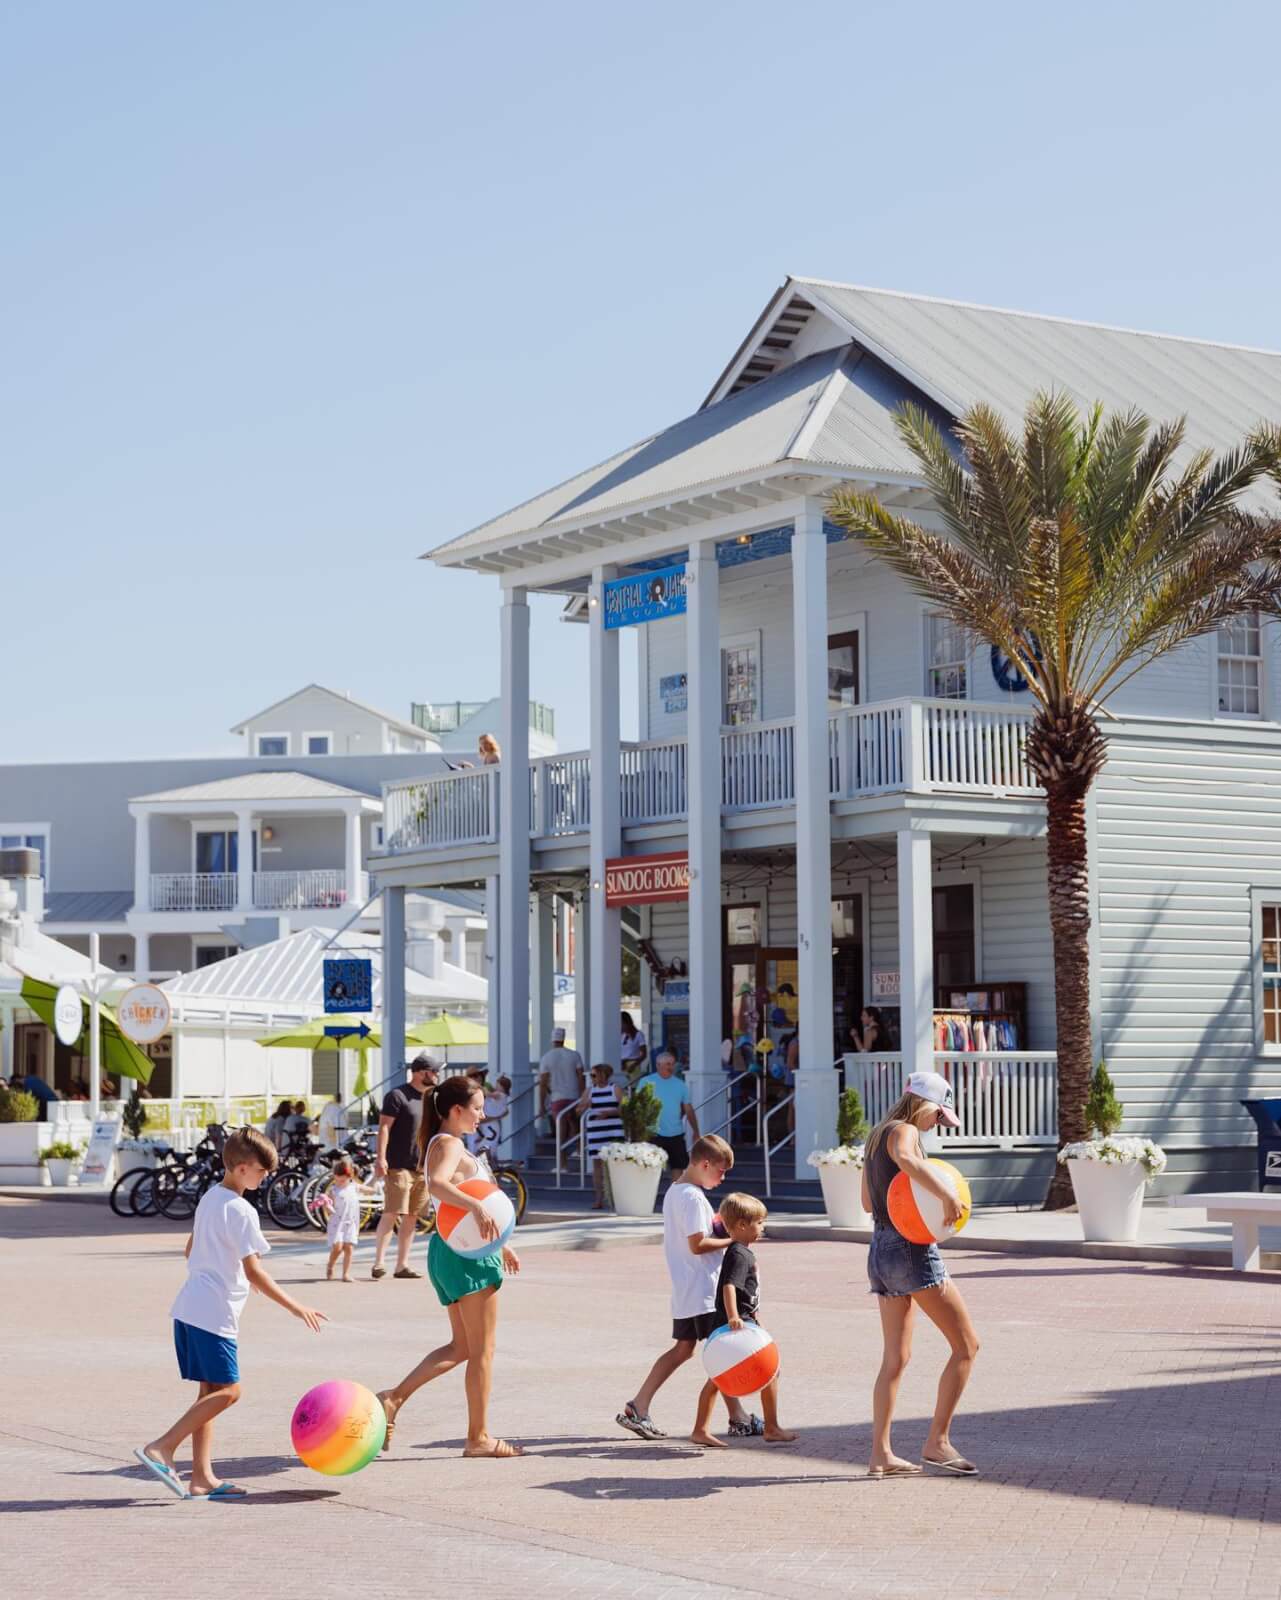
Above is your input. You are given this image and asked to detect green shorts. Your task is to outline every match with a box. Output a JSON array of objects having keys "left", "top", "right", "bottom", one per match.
[{"left": 426, "top": 1229, "right": 504, "bottom": 1307}]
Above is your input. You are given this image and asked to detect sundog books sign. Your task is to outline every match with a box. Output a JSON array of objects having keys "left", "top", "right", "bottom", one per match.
[
  {"left": 604, "top": 851, "right": 690, "bottom": 907},
  {"left": 603, "top": 566, "right": 688, "bottom": 629}
]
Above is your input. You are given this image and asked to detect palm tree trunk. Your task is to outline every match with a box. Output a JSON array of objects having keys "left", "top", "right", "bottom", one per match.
[{"left": 1043, "top": 780, "right": 1092, "bottom": 1208}]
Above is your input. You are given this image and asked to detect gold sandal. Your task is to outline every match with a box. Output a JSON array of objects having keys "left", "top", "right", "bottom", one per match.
[{"left": 376, "top": 1391, "right": 400, "bottom": 1451}]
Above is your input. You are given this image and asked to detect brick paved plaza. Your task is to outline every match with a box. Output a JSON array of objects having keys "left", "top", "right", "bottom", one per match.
[{"left": 4, "top": 1196, "right": 1280, "bottom": 1600}]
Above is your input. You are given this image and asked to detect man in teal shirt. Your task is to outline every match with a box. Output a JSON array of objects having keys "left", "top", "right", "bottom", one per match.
[{"left": 634, "top": 1051, "right": 699, "bottom": 1175}]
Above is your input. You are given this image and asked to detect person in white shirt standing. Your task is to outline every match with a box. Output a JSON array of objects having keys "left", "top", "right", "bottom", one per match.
[
  {"left": 134, "top": 1127, "right": 326, "bottom": 1500},
  {"left": 318, "top": 1092, "right": 348, "bottom": 1151},
  {"left": 538, "top": 1027, "right": 585, "bottom": 1167}
]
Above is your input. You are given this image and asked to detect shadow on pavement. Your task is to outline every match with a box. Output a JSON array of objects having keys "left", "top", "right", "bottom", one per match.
[
  {"left": 538, "top": 1472, "right": 866, "bottom": 1500},
  {"left": 77, "top": 1455, "right": 299, "bottom": 1482},
  {"left": 0, "top": 1497, "right": 171, "bottom": 1513}
]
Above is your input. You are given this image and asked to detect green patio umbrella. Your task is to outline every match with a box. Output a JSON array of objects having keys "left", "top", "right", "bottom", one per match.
[
  {"left": 255, "top": 1018, "right": 381, "bottom": 1051},
  {"left": 405, "top": 1013, "right": 489, "bottom": 1049},
  {"left": 19, "top": 976, "right": 155, "bottom": 1086}
]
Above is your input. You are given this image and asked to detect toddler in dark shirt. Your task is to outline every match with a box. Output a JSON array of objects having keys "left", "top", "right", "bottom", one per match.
[{"left": 692, "top": 1193, "right": 798, "bottom": 1447}]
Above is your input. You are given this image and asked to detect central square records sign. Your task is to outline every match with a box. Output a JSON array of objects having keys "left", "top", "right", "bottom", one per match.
[{"left": 603, "top": 565, "right": 688, "bottom": 629}]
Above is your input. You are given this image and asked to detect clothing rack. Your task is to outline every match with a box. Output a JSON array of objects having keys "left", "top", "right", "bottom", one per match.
[{"left": 933, "top": 982, "right": 1027, "bottom": 1053}]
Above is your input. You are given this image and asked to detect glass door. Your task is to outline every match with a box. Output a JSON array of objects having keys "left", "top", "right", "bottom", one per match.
[{"left": 827, "top": 630, "right": 861, "bottom": 708}]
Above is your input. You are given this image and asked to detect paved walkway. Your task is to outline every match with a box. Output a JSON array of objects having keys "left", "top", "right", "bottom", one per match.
[{"left": 4, "top": 1194, "right": 1281, "bottom": 1598}]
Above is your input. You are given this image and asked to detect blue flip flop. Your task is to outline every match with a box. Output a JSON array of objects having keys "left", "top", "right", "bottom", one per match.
[
  {"left": 192, "top": 1482, "right": 248, "bottom": 1499},
  {"left": 133, "top": 1447, "right": 188, "bottom": 1499}
]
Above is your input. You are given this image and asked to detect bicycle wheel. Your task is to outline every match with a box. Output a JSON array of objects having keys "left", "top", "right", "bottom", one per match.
[
  {"left": 494, "top": 1167, "right": 528, "bottom": 1224},
  {"left": 301, "top": 1173, "right": 331, "bottom": 1230},
  {"left": 110, "top": 1167, "right": 150, "bottom": 1218},
  {"left": 157, "top": 1164, "right": 206, "bottom": 1221},
  {"left": 265, "top": 1169, "right": 308, "bottom": 1230},
  {"left": 129, "top": 1169, "right": 163, "bottom": 1217}
]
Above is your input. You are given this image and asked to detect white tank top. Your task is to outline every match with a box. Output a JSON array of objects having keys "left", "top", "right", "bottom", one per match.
[{"left": 423, "top": 1133, "right": 494, "bottom": 1190}]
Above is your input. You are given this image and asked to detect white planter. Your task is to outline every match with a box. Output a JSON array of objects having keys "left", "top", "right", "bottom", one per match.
[
  {"left": 607, "top": 1154, "right": 664, "bottom": 1217},
  {"left": 816, "top": 1163, "right": 868, "bottom": 1228},
  {"left": 44, "top": 1159, "right": 77, "bottom": 1188},
  {"left": 118, "top": 1141, "right": 160, "bottom": 1172},
  {"left": 1067, "top": 1158, "right": 1147, "bottom": 1242},
  {"left": 0, "top": 1121, "right": 51, "bottom": 1185}
]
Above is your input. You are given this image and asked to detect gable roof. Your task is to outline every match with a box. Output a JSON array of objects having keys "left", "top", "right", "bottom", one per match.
[
  {"left": 229, "top": 683, "right": 433, "bottom": 744},
  {"left": 429, "top": 276, "right": 1281, "bottom": 571},
  {"left": 131, "top": 771, "right": 376, "bottom": 805}
]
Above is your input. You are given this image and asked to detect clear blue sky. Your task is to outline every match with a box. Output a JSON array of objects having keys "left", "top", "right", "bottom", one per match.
[{"left": 6, "top": 0, "right": 1280, "bottom": 762}]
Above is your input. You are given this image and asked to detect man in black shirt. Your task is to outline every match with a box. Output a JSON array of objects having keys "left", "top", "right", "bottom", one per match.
[{"left": 371, "top": 1054, "right": 439, "bottom": 1280}]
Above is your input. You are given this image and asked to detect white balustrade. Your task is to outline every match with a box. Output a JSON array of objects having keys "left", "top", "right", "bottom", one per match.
[
  {"left": 843, "top": 1051, "right": 1057, "bottom": 1148},
  {"left": 721, "top": 718, "right": 796, "bottom": 811},
  {"left": 150, "top": 873, "right": 236, "bottom": 911},
  {"left": 534, "top": 753, "right": 591, "bottom": 835},
  {"left": 252, "top": 870, "right": 347, "bottom": 910},
  {"left": 383, "top": 768, "right": 496, "bottom": 850},
  {"left": 920, "top": 700, "right": 1037, "bottom": 792},
  {"left": 622, "top": 740, "right": 687, "bottom": 824}
]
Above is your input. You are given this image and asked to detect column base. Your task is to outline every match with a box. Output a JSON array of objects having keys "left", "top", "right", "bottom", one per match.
[{"left": 792, "top": 1069, "right": 840, "bottom": 1182}]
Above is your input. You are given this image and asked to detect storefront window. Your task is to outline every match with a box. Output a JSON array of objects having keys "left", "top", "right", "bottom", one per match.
[
  {"left": 933, "top": 884, "right": 976, "bottom": 987},
  {"left": 831, "top": 897, "right": 861, "bottom": 941},
  {"left": 725, "top": 905, "right": 761, "bottom": 946},
  {"left": 722, "top": 643, "right": 759, "bottom": 726}
]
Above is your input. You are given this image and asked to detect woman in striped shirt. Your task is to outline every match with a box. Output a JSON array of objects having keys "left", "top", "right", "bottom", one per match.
[{"left": 577, "top": 1064, "right": 626, "bottom": 1209}]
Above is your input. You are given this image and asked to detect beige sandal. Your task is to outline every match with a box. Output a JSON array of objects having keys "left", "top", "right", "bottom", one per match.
[
  {"left": 462, "top": 1436, "right": 523, "bottom": 1458},
  {"left": 376, "top": 1391, "right": 400, "bottom": 1451}
]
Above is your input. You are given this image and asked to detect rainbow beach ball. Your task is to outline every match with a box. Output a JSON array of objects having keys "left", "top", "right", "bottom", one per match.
[
  {"left": 435, "top": 1178, "right": 516, "bottom": 1259},
  {"left": 702, "top": 1321, "right": 780, "bottom": 1397},
  {"left": 291, "top": 1381, "right": 386, "bottom": 1476},
  {"left": 887, "top": 1159, "right": 972, "bottom": 1245}
]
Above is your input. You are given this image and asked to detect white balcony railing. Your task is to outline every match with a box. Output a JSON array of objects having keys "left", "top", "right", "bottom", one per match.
[
  {"left": 252, "top": 870, "right": 349, "bottom": 910},
  {"left": 844, "top": 1052, "right": 1058, "bottom": 1148},
  {"left": 150, "top": 873, "right": 236, "bottom": 911},
  {"left": 378, "top": 696, "right": 1039, "bottom": 856}
]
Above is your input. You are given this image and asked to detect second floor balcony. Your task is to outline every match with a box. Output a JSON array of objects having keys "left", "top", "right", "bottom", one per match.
[
  {"left": 147, "top": 868, "right": 364, "bottom": 914},
  {"left": 379, "top": 696, "right": 1040, "bottom": 856}
]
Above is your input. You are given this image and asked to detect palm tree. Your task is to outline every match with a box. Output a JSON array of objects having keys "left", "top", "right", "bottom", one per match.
[{"left": 827, "top": 394, "right": 1281, "bottom": 1206}]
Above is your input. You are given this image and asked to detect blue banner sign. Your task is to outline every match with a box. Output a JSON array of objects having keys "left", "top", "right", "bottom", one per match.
[
  {"left": 603, "top": 564, "right": 688, "bottom": 629},
  {"left": 323, "top": 957, "right": 373, "bottom": 1014}
]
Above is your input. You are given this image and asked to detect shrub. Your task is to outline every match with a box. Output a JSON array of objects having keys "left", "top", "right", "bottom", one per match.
[
  {"left": 40, "top": 1140, "right": 84, "bottom": 1163},
  {"left": 621, "top": 1083, "right": 662, "bottom": 1144},
  {"left": 0, "top": 1087, "right": 38, "bottom": 1123},
  {"left": 122, "top": 1089, "right": 147, "bottom": 1141},
  {"left": 837, "top": 1087, "right": 868, "bottom": 1147},
  {"left": 1085, "top": 1060, "right": 1124, "bottom": 1137}
]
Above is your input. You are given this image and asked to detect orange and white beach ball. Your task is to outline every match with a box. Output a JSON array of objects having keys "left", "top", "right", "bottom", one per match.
[
  {"left": 702, "top": 1321, "right": 780, "bottom": 1397},
  {"left": 435, "top": 1178, "right": 516, "bottom": 1259},
  {"left": 887, "top": 1159, "right": 972, "bottom": 1245}
]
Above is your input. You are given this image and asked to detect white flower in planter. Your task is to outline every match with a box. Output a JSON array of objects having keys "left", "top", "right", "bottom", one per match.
[
  {"left": 598, "top": 1141, "right": 669, "bottom": 1170},
  {"left": 1058, "top": 1135, "right": 1167, "bottom": 1182},
  {"left": 807, "top": 1145, "right": 866, "bottom": 1169}
]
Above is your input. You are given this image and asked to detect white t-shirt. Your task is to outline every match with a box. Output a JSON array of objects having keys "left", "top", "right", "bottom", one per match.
[
  {"left": 170, "top": 1185, "right": 272, "bottom": 1338},
  {"left": 620, "top": 1028, "right": 648, "bottom": 1065},
  {"left": 318, "top": 1101, "right": 348, "bottom": 1150},
  {"left": 662, "top": 1180, "right": 719, "bottom": 1318},
  {"left": 540, "top": 1046, "right": 585, "bottom": 1101}
]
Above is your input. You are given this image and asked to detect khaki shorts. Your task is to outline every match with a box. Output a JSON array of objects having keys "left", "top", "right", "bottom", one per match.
[{"left": 383, "top": 1167, "right": 429, "bottom": 1217}]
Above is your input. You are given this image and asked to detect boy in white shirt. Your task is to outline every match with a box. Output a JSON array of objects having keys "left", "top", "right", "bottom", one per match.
[
  {"left": 134, "top": 1126, "right": 327, "bottom": 1500},
  {"left": 616, "top": 1134, "right": 758, "bottom": 1440}
]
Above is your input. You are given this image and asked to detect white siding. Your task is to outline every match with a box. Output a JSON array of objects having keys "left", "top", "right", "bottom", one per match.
[{"left": 1095, "top": 724, "right": 1281, "bottom": 1146}]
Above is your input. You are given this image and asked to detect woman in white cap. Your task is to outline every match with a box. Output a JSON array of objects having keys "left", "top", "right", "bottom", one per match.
[{"left": 859, "top": 1069, "right": 979, "bottom": 1479}]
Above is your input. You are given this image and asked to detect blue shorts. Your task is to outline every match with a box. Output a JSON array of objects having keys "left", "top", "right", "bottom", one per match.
[
  {"left": 173, "top": 1319, "right": 240, "bottom": 1385},
  {"left": 867, "top": 1226, "right": 947, "bottom": 1298}
]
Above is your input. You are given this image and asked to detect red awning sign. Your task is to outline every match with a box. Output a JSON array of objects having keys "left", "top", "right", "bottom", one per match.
[{"left": 604, "top": 851, "right": 690, "bottom": 907}]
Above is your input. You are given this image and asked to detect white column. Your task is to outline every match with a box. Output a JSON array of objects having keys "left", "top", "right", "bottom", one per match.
[
  {"left": 89, "top": 932, "right": 101, "bottom": 1121},
  {"left": 382, "top": 885, "right": 406, "bottom": 1094},
  {"left": 897, "top": 828, "right": 934, "bottom": 1079},
  {"left": 573, "top": 889, "right": 591, "bottom": 1062},
  {"left": 792, "top": 502, "right": 838, "bottom": 1177},
  {"left": 132, "top": 809, "right": 151, "bottom": 912},
  {"left": 588, "top": 566, "right": 621, "bottom": 1067},
  {"left": 345, "top": 809, "right": 363, "bottom": 905},
  {"left": 498, "top": 588, "right": 533, "bottom": 1136},
  {"left": 236, "top": 809, "right": 254, "bottom": 912},
  {"left": 484, "top": 874, "right": 500, "bottom": 1074},
  {"left": 686, "top": 542, "right": 723, "bottom": 1131},
  {"left": 530, "top": 892, "right": 556, "bottom": 1060},
  {"left": 134, "top": 932, "right": 150, "bottom": 981}
]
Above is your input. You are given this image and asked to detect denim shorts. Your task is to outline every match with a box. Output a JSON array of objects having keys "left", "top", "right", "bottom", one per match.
[{"left": 867, "top": 1225, "right": 947, "bottom": 1298}]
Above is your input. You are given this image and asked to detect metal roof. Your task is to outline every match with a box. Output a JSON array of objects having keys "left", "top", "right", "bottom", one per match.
[
  {"left": 429, "top": 277, "right": 1281, "bottom": 570},
  {"left": 229, "top": 683, "right": 435, "bottom": 744},
  {"left": 131, "top": 771, "right": 376, "bottom": 805},
  {"left": 160, "top": 925, "right": 486, "bottom": 1013},
  {"left": 43, "top": 890, "right": 134, "bottom": 925}
]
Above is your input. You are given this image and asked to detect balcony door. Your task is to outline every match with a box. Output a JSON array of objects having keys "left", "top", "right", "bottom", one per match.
[
  {"left": 827, "top": 629, "right": 862, "bottom": 708},
  {"left": 195, "top": 828, "right": 258, "bottom": 874}
]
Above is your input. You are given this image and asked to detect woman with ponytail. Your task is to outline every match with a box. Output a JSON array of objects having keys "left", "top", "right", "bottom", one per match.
[{"left": 375, "top": 1073, "right": 522, "bottom": 1458}]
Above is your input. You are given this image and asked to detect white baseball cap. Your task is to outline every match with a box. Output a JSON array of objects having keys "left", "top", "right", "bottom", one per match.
[
  {"left": 551, "top": 1026, "right": 566, "bottom": 1043},
  {"left": 905, "top": 1069, "right": 960, "bottom": 1127}
]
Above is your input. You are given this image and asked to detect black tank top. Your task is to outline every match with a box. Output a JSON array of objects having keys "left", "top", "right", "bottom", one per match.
[{"left": 865, "top": 1121, "right": 921, "bottom": 1227}]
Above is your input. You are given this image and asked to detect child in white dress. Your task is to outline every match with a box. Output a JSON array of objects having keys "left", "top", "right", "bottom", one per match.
[{"left": 325, "top": 1160, "right": 361, "bottom": 1282}]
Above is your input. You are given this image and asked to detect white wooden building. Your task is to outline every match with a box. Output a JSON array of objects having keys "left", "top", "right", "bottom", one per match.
[{"left": 370, "top": 279, "right": 1281, "bottom": 1197}]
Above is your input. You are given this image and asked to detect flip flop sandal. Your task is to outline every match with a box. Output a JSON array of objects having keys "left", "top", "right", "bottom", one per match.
[
  {"left": 922, "top": 1456, "right": 978, "bottom": 1476},
  {"left": 728, "top": 1414, "right": 765, "bottom": 1437},
  {"left": 376, "top": 1391, "right": 399, "bottom": 1450},
  {"left": 867, "top": 1463, "right": 923, "bottom": 1479},
  {"left": 192, "top": 1482, "right": 249, "bottom": 1498},
  {"left": 616, "top": 1404, "right": 665, "bottom": 1440},
  {"left": 133, "top": 1447, "right": 187, "bottom": 1499}
]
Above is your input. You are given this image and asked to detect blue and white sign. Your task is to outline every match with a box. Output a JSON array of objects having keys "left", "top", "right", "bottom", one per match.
[
  {"left": 660, "top": 672, "right": 688, "bottom": 713},
  {"left": 603, "top": 565, "right": 688, "bottom": 629},
  {"left": 323, "top": 957, "right": 373, "bottom": 1014},
  {"left": 663, "top": 978, "right": 690, "bottom": 1002}
]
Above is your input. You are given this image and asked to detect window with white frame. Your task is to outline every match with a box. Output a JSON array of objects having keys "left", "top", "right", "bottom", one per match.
[
  {"left": 722, "top": 642, "right": 759, "bottom": 726},
  {"left": 1217, "top": 613, "right": 1262, "bottom": 718},
  {"left": 0, "top": 826, "right": 50, "bottom": 878},
  {"left": 256, "top": 733, "right": 289, "bottom": 756},
  {"left": 925, "top": 612, "right": 969, "bottom": 700},
  {"left": 304, "top": 733, "right": 332, "bottom": 755},
  {"left": 1256, "top": 893, "right": 1281, "bottom": 1053}
]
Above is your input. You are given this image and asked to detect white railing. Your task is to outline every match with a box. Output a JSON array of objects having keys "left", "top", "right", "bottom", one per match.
[
  {"left": 252, "top": 869, "right": 348, "bottom": 910},
  {"left": 384, "top": 767, "right": 496, "bottom": 850},
  {"left": 377, "top": 698, "right": 1038, "bottom": 854},
  {"left": 722, "top": 718, "right": 796, "bottom": 811},
  {"left": 150, "top": 873, "right": 236, "bottom": 911},
  {"left": 843, "top": 1051, "right": 1058, "bottom": 1148}
]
